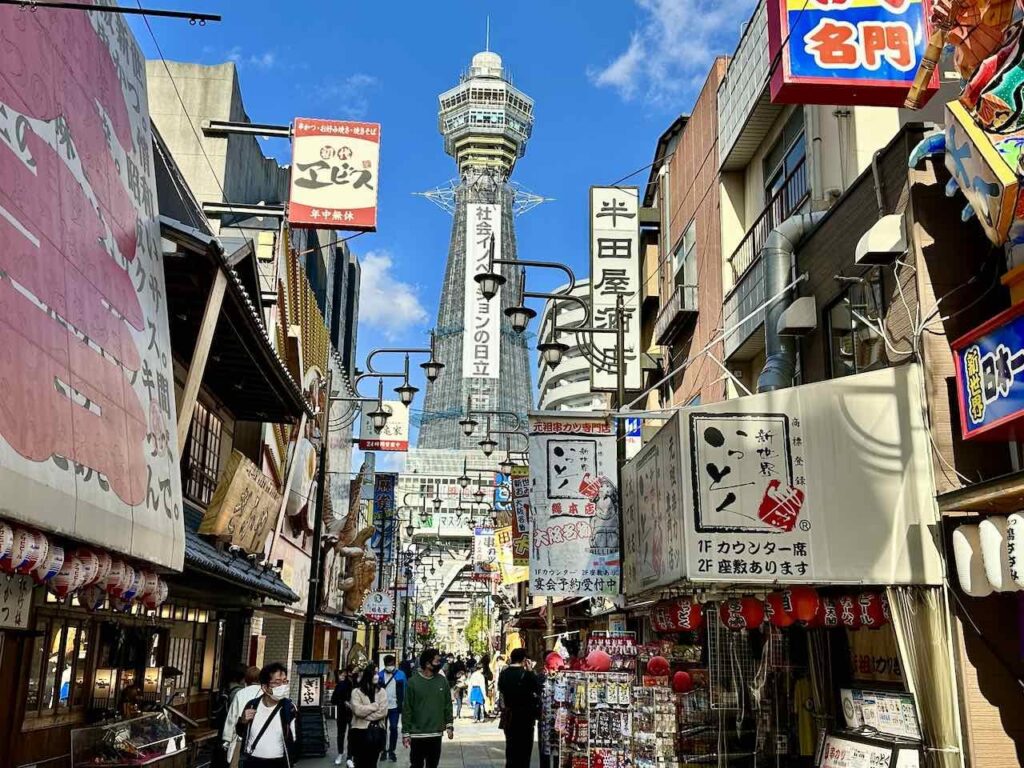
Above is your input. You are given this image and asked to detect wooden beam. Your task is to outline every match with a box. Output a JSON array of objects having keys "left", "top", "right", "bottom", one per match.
[
  {"left": 176, "top": 268, "right": 228, "bottom": 451},
  {"left": 936, "top": 470, "right": 1024, "bottom": 515}
]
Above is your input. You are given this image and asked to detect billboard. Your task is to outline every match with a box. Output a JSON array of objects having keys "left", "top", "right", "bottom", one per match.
[
  {"left": 288, "top": 118, "right": 380, "bottom": 231},
  {"left": 472, "top": 526, "right": 499, "bottom": 582},
  {"left": 0, "top": 7, "right": 183, "bottom": 568},
  {"left": 528, "top": 413, "right": 620, "bottom": 597},
  {"left": 767, "top": 0, "right": 937, "bottom": 107},
  {"left": 953, "top": 300, "right": 1024, "bottom": 440},
  {"left": 358, "top": 400, "right": 410, "bottom": 452},
  {"left": 199, "top": 451, "right": 282, "bottom": 553},
  {"left": 590, "top": 187, "right": 641, "bottom": 391},
  {"left": 463, "top": 203, "right": 501, "bottom": 379}
]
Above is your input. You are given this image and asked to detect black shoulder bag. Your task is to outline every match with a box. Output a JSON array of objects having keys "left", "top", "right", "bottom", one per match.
[{"left": 243, "top": 702, "right": 284, "bottom": 758}]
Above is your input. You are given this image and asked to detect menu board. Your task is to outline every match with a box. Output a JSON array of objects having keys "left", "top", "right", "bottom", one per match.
[
  {"left": 818, "top": 734, "right": 893, "bottom": 768},
  {"left": 840, "top": 689, "right": 921, "bottom": 741}
]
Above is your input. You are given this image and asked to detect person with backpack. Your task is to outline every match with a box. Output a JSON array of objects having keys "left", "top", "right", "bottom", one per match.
[
  {"left": 497, "top": 649, "right": 542, "bottom": 768},
  {"left": 236, "top": 662, "right": 298, "bottom": 768},
  {"left": 376, "top": 654, "right": 406, "bottom": 762},
  {"left": 222, "top": 665, "right": 262, "bottom": 768},
  {"left": 347, "top": 665, "right": 388, "bottom": 768}
]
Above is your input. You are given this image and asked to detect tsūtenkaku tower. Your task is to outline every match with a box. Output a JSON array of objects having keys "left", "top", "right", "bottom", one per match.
[{"left": 416, "top": 49, "right": 541, "bottom": 450}]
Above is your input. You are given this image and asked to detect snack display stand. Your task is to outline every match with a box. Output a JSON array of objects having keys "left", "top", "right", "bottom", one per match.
[
  {"left": 632, "top": 686, "right": 679, "bottom": 768},
  {"left": 550, "top": 671, "right": 633, "bottom": 768},
  {"left": 71, "top": 713, "right": 187, "bottom": 768}
]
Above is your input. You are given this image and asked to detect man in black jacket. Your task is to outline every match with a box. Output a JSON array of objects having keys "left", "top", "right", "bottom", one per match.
[{"left": 497, "top": 649, "right": 542, "bottom": 768}]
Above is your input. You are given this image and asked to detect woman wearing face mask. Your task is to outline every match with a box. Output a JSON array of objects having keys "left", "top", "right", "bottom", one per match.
[
  {"left": 237, "top": 662, "right": 298, "bottom": 768},
  {"left": 347, "top": 665, "right": 389, "bottom": 768}
]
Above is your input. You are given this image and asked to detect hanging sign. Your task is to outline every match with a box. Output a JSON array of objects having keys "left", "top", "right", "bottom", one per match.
[
  {"left": 589, "top": 187, "right": 641, "bottom": 391},
  {"left": 198, "top": 451, "right": 282, "bottom": 553},
  {"left": 362, "top": 591, "right": 393, "bottom": 623},
  {"left": 358, "top": 400, "right": 410, "bottom": 452},
  {"left": 767, "top": 0, "right": 937, "bottom": 107},
  {"left": 473, "top": 526, "right": 499, "bottom": 582},
  {"left": 511, "top": 465, "right": 531, "bottom": 567},
  {"left": 496, "top": 526, "right": 529, "bottom": 585},
  {"left": 288, "top": 118, "right": 380, "bottom": 231},
  {"left": 528, "top": 412, "right": 620, "bottom": 596},
  {"left": 463, "top": 203, "right": 501, "bottom": 380},
  {"left": 0, "top": 574, "right": 33, "bottom": 630},
  {"left": 952, "top": 300, "right": 1024, "bottom": 440}
]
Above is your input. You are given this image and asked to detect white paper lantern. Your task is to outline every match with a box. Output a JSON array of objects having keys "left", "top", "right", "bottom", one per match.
[
  {"left": 120, "top": 567, "right": 143, "bottom": 601},
  {"left": 76, "top": 549, "right": 101, "bottom": 588},
  {"left": 0, "top": 521, "right": 13, "bottom": 566},
  {"left": 102, "top": 559, "right": 129, "bottom": 595},
  {"left": 978, "top": 517, "right": 1021, "bottom": 592},
  {"left": 142, "top": 579, "right": 168, "bottom": 610},
  {"left": 94, "top": 551, "right": 112, "bottom": 585},
  {"left": 78, "top": 585, "right": 106, "bottom": 612},
  {"left": 49, "top": 555, "right": 83, "bottom": 600},
  {"left": 139, "top": 571, "right": 160, "bottom": 603},
  {"left": 953, "top": 524, "right": 994, "bottom": 598},
  {"left": 1006, "top": 513, "right": 1024, "bottom": 589},
  {"left": 6, "top": 529, "right": 48, "bottom": 574},
  {"left": 33, "top": 544, "right": 65, "bottom": 584}
]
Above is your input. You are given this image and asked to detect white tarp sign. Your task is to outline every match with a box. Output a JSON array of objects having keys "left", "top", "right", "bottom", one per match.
[
  {"left": 463, "top": 203, "right": 501, "bottom": 379},
  {"left": 358, "top": 400, "right": 410, "bottom": 452},
  {"left": 622, "top": 414, "right": 685, "bottom": 597},
  {"left": 528, "top": 412, "right": 620, "bottom": 597},
  {"left": 681, "top": 365, "right": 942, "bottom": 585},
  {"left": 589, "top": 186, "right": 641, "bottom": 391}
]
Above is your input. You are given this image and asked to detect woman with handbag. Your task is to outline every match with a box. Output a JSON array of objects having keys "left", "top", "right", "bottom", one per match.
[{"left": 346, "top": 666, "right": 389, "bottom": 768}]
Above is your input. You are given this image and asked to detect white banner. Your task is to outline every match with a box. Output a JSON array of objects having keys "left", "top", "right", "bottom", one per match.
[
  {"left": 622, "top": 413, "right": 685, "bottom": 597},
  {"left": 473, "top": 526, "right": 498, "bottom": 582},
  {"left": 463, "top": 203, "right": 501, "bottom": 379},
  {"left": 590, "top": 187, "right": 641, "bottom": 391},
  {"left": 358, "top": 400, "right": 410, "bottom": 452},
  {"left": 528, "top": 412, "right": 620, "bottom": 597},
  {"left": 680, "top": 365, "right": 941, "bottom": 585}
]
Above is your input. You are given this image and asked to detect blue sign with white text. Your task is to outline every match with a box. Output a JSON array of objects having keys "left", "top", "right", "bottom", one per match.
[{"left": 954, "top": 305, "right": 1024, "bottom": 440}]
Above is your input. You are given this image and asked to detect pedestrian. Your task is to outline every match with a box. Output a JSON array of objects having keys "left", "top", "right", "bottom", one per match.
[
  {"left": 401, "top": 648, "right": 454, "bottom": 768},
  {"left": 480, "top": 654, "right": 494, "bottom": 716},
  {"left": 453, "top": 671, "right": 468, "bottom": 719},
  {"left": 399, "top": 656, "right": 414, "bottom": 679},
  {"left": 235, "top": 662, "right": 297, "bottom": 768},
  {"left": 331, "top": 663, "right": 357, "bottom": 766},
  {"left": 467, "top": 666, "right": 486, "bottom": 722},
  {"left": 223, "top": 666, "right": 263, "bottom": 768},
  {"left": 376, "top": 654, "right": 406, "bottom": 762},
  {"left": 497, "top": 649, "right": 542, "bottom": 768},
  {"left": 347, "top": 665, "right": 388, "bottom": 768}
]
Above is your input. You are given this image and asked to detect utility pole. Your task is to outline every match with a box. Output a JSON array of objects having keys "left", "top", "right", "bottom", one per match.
[{"left": 302, "top": 370, "right": 332, "bottom": 661}]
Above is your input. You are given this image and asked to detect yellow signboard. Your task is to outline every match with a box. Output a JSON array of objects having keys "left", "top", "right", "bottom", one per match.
[
  {"left": 496, "top": 526, "right": 529, "bottom": 585},
  {"left": 198, "top": 450, "right": 282, "bottom": 553}
]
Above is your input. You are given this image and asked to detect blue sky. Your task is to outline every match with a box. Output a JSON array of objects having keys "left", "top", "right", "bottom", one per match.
[{"left": 130, "top": 0, "right": 757, "bottom": 460}]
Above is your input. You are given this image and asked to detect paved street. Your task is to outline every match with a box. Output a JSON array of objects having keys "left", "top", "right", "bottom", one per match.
[{"left": 313, "top": 715, "right": 539, "bottom": 768}]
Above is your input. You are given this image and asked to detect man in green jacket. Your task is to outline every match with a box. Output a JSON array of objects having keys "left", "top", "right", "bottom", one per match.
[{"left": 401, "top": 648, "right": 454, "bottom": 768}]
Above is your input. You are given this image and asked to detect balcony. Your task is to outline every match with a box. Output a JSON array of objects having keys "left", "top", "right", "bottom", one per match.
[
  {"left": 654, "top": 284, "right": 698, "bottom": 345},
  {"left": 722, "top": 158, "right": 809, "bottom": 360}
]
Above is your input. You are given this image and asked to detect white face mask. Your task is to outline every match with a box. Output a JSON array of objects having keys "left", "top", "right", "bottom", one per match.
[
  {"left": 385, "top": 666, "right": 395, "bottom": 672},
  {"left": 270, "top": 683, "right": 289, "bottom": 701}
]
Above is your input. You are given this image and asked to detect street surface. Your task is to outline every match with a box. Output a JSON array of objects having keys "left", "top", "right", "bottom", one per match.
[{"left": 315, "top": 713, "right": 539, "bottom": 768}]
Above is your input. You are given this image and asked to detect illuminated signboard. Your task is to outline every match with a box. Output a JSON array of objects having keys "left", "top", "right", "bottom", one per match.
[
  {"left": 767, "top": 0, "right": 937, "bottom": 107},
  {"left": 953, "top": 301, "right": 1024, "bottom": 441}
]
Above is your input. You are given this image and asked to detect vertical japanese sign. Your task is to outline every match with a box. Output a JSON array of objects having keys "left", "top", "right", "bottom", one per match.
[
  {"left": 589, "top": 187, "right": 641, "bottom": 391},
  {"left": 953, "top": 301, "right": 1024, "bottom": 440},
  {"left": 528, "top": 412, "right": 620, "bottom": 596},
  {"left": 510, "top": 465, "right": 531, "bottom": 567},
  {"left": 622, "top": 414, "right": 685, "bottom": 597},
  {"left": 0, "top": 8, "right": 183, "bottom": 568},
  {"left": 288, "top": 118, "right": 380, "bottom": 231},
  {"left": 472, "top": 526, "right": 498, "bottom": 582},
  {"left": 463, "top": 203, "right": 501, "bottom": 380},
  {"left": 358, "top": 400, "right": 410, "bottom": 451},
  {"left": 372, "top": 472, "right": 397, "bottom": 569},
  {"left": 767, "top": 0, "right": 936, "bottom": 107},
  {"left": 199, "top": 451, "right": 282, "bottom": 553},
  {"left": 496, "top": 526, "right": 529, "bottom": 585}
]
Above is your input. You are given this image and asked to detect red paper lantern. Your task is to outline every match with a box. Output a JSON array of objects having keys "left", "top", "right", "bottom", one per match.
[
  {"left": 672, "top": 670, "right": 693, "bottom": 693},
  {"left": 785, "top": 586, "right": 822, "bottom": 625},
  {"left": 545, "top": 652, "right": 565, "bottom": 672},
  {"left": 819, "top": 597, "right": 840, "bottom": 628},
  {"left": 674, "top": 599, "right": 704, "bottom": 631},
  {"left": 650, "top": 603, "right": 671, "bottom": 633},
  {"left": 763, "top": 592, "right": 796, "bottom": 628},
  {"left": 33, "top": 543, "right": 65, "bottom": 584},
  {"left": 142, "top": 579, "right": 168, "bottom": 610},
  {"left": 719, "top": 597, "right": 764, "bottom": 630},
  {"left": 857, "top": 592, "right": 888, "bottom": 629},
  {"left": 647, "top": 655, "right": 670, "bottom": 676},
  {"left": 49, "top": 555, "right": 82, "bottom": 600},
  {"left": 836, "top": 595, "right": 862, "bottom": 629},
  {"left": 586, "top": 650, "right": 612, "bottom": 672}
]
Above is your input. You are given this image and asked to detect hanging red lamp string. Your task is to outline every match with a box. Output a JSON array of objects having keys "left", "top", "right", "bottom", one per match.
[{"left": 719, "top": 597, "right": 764, "bottom": 630}]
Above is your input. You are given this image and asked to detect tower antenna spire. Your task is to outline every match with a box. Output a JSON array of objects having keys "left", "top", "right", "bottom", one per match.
[{"left": 485, "top": 16, "right": 490, "bottom": 51}]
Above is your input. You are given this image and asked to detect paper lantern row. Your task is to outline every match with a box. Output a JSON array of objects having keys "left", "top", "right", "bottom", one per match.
[
  {"left": 717, "top": 589, "right": 890, "bottom": 631},
  {"left": 953, "top": 517, "right": 1024, "bottom": 598},
  {"left": 0, "top": 523, "right": 168, "bottom": 611}
]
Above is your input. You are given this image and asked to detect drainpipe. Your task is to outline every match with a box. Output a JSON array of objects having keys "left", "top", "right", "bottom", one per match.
[{"left": 756, "top": 212, "right": 826, "bottom": 393}]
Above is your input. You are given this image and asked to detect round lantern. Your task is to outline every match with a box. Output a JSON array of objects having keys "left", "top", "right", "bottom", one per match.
[
  {"left": 4, "top": 529, "right": 47, "bottom": 574},
  {"left": 763, "top": 592, "right": 796, "bottom": 628},
  {"left": 109, "top": 596, "right": 133, "bottom": 613},
  {"left": 545, "top": 652, "right": 565, "bottom": 672},
  {"left": 94, "top": 550, "right": 112, "bottom": 586},
  {"left": 953, "top": 524, "right": 993, "bottom": 598},
  {"left": 785, "top": 586, "right": 822, "bottom": 625},
  {"left": 75, "top": 549, "right": 100, "bottom": 590},
  {"left": 0, "top": 521, "right": 13, "bottom": 566},
  {"left": 139, "top": 571, "right": 160, "bottom": 604},
  {"left": 142, "top": 579, "right": 168, "bottom": 611},
  {"left": 672, "top": 670, "right": 693, "bottom": 694},
  {"left": 820, "top": 597, "right": 841, "bottom": 628},
  {"left": 78, "top": 584, "right": 106, "bottom": 612},
  {"left": 979, "top": 517, "right": 1020, "bottom": 592},
  {"left": 1007, "top": 514, "right": 1024, "bottom": 589},
  {"left": 674, "top": 599, "right": 704, "bottom": 632},
  {"left": 585, "top": 650, "right": 612, "bottom": 672},
  {"left": 836, "top": 595, "right": 862, "bottom": 629},
  {"left": 857, "top": 593, "right": 888, "bottom": 629},
  {"left": 49, "top": 555, "right": 83, "bottom": 600},
  {"left": 647, "top": 655, "right": 670, "bottom": 676},
  {"left": 120, "top": 568, "right": 143, "bottom": 601},
  {"left": 108, "top": 564, "right": 135, "bottom": 598},
  {"left": 102, "top": 560, "right": 130, "bottom": 596},
  {"left": 719, "top": 597, "right": 764, "bottom": 631},
  {"left": 33, "top": 543, "right": 65, "bottom": 584}
]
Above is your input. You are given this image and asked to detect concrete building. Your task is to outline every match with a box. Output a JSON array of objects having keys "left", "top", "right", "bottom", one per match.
[{"left": 536, "top": 280, "right": 609, "bottom": 411}]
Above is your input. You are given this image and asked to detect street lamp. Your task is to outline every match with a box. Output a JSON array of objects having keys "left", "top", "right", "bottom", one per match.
[
  {"left": 499, "top": 455, "right": 515, "bottom": 475},
  {"left": 433, "top": 496, "right": 443, "bottom": 511},
  {"left": 537, "top": 340, "right": 569, "bottom": 368},
  {"left": 474, "top": 269, "right": 506, "bottom": 300},
  {"left": 420, "top": 331, "right": 444, "bottom": 382},
  {"left": 505, "top": 305, "right": 536, "bottom": 334},
  {"left": 479, "top": 435, "right": 497, "bottom": 457},
  {"left": 473, "top": 488, "right": 486, "bottom": 504},
  {"left": 405, "top": 523, "right": 415, "bottom": 538},
  {"left": 459, "top": 414, "right": 479, "bottom": 437}
]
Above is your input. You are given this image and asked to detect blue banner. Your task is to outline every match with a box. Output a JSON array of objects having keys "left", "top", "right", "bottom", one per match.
[{"left": 955, "top": 306, "right": 1024, "bottom": 439}]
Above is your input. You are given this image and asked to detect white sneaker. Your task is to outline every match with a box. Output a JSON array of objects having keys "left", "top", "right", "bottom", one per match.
[
  {"left": 334, "top": 757, "right": 342, "bottom": 766},
  {"left": 346, "top": 760, "right": 355, "bottom": 768}
]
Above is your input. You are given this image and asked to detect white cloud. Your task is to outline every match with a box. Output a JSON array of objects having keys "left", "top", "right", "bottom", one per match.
[
  {"left": 318, "top": 73, "right": 379, "bottom": 119},
  {"left": 358, "top": 250, "right": 429, "bottom": 341},
  {"left": 226, "top": 46, "right": 277, "bottom": 71},
  {"left": 589, "top": 0, "right": 757, "bottom": 106}
]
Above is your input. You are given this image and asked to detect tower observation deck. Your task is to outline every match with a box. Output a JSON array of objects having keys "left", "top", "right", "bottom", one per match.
[{"left": 416, "top": 50, "right": 535, "bottom": 450}]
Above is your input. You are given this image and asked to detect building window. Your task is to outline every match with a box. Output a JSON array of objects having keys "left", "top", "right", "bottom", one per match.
[
  {"left": 763, "top": 109, "right": 806, "bottom": 203},
  {"left": 827, "top": 273, "right": 888, "bottom": 379},
  {"left": 25, "top": 616, "right": 92, "bottom": 718},
  {"left": 182, "top": 402, "right": 223, "bottom": 506},
  {"left": 672, "top": 220, "right": 698, "bottom": 293}
]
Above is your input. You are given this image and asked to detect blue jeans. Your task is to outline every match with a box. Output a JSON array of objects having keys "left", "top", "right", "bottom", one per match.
[
  {"left": 473, "top": 702, "right": 484, "bottom": 721},
  {"left": 386, "top": 708, "right": 400, "bottom": 755}
]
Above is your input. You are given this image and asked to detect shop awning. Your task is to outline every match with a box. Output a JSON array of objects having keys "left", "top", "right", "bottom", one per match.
[
  {"left": 936, "top": 469, "right": 1024, "bottom": 515},
  {"left": 182, "top": 502, "right": 300, "bottom": 603}
]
